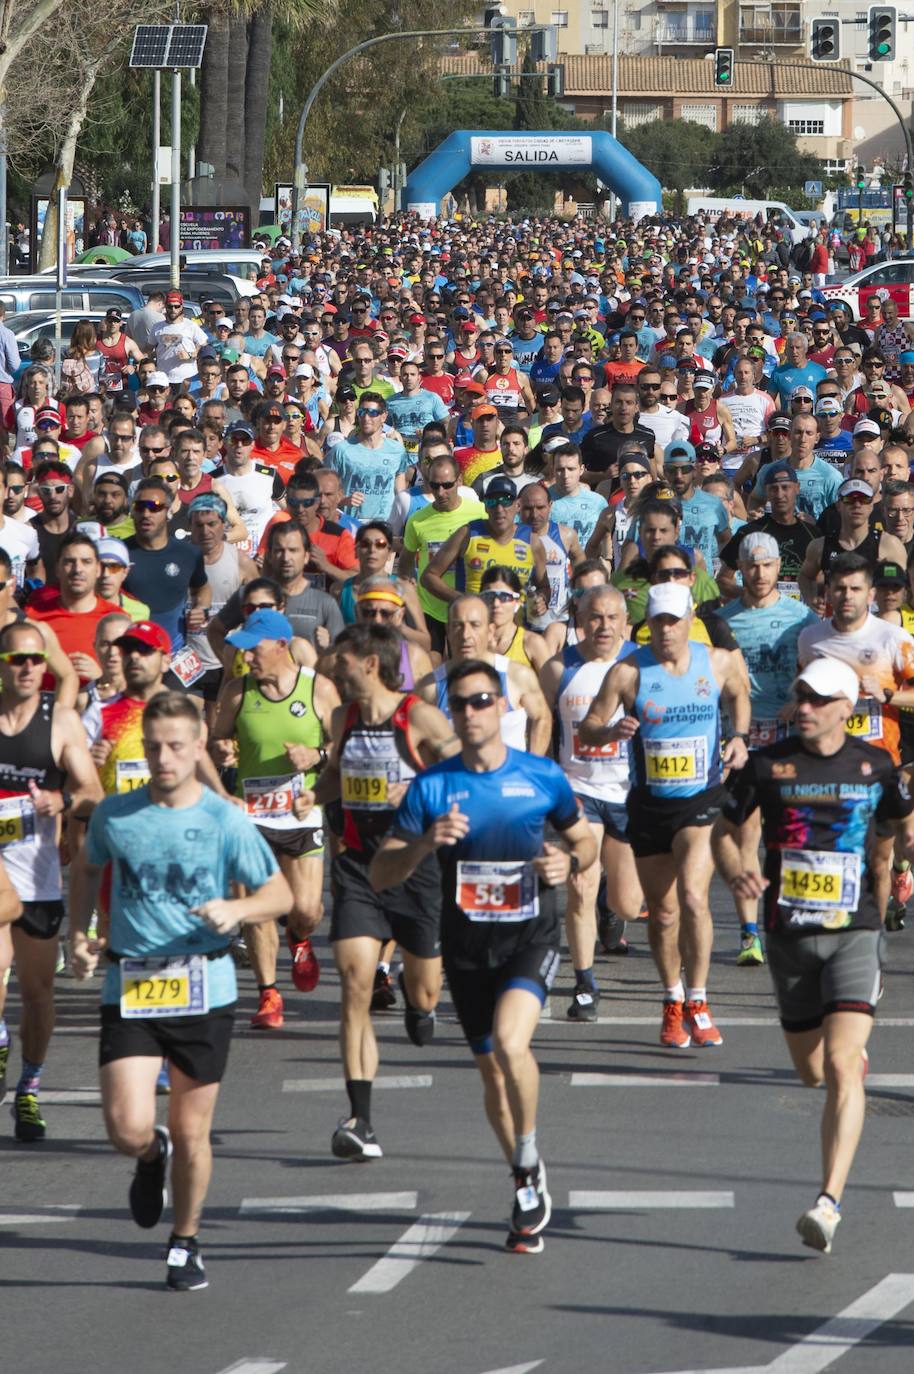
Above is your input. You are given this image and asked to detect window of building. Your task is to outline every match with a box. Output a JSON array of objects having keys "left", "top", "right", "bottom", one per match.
[
  {"left": 680, "top": 103, "right": 719, "bottom": 130},
  {"left": 732, "top": 104, "right": 763, "bottom": 125},
  {"left": 551, "top": 10, "right": 569, "bottom": 25},
  {"left": 622, "top": 101, "right": 664, "bottom": 128},
  {"left": 787, "top": 118, "right": 825, "bottom": 135},
  {"left": 519, "top": 9, "right": 536, "bottom": 21},
  {"left": 592, "top": 9, "right": 609, "bottom": 26}
]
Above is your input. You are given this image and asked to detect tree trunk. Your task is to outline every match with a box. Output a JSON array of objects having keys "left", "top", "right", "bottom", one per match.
[
  {"left": 243, "top": 5, "right": 273, "bottom": 217},
  {"left": 224, "top": 16, "right": 249, "bottom": 182},
  {"left": 38, "top": 60, "right": 100, "bottom": 271},
  {"left": 197, "top": 5, "right": 230, "bottom": 177}
]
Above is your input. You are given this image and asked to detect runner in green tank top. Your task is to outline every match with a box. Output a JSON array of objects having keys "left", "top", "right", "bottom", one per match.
[{"left": 211, "top": 609, "right": 340, "bottom": 1030}]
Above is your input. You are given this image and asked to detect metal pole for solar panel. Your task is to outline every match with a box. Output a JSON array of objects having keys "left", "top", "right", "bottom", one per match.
[
  {"left": 171, "top": 69, "right": 181, "bottom": 289},
  {"left": 151, "top": 71, "right": 161, "bottom": 253}
]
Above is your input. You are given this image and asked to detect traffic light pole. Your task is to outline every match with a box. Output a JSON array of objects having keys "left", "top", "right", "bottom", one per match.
[
  {"left": 290, "top": 24, "right": 551, "bottom": 249},
  {"left": 735, "top": 58, "right": 914, "bottom": 251}
]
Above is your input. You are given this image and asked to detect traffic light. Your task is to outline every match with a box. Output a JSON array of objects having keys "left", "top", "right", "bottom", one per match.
[
  {"left": 903, "top": 174, "right": 914, "bottom": 204},
  {"left": 867, "top": 6, "right": 896, "bottom": 60},
  {"left": 493, "top": 69, "right": 510, "bottom": 98},
  {"left": 810, "top": 17, "right": 840, "bottom": 60},
  {"left": 546, "top": 63, "right": 565, "bottom": 98},
  {"left": 379, "top": 167, "right": 391, "bottom": 194},
  {"left": 714, "top": 47, "right": 734, "bottom": 87},
  {"left": 490, "top": 14, "right": 517, "bottom": 66},
  {"left": 855, "top": 165, "right": 867, "bottom": 190},
  {"left": 530, "top": 26, "right": 557, "bottom": 63}
]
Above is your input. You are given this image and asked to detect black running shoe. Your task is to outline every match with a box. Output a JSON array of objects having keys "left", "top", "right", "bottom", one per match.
[
  {"left": 12, "top": 1092, "right": 45, "bottom": 1142},
  {"left": 511, "top": 1159, "right": 552, "bottom": 1236},
  {"left": 331, "top": 1116, "right": 383, "bottom": 1161},
  {"left": 886, "top": 899, "right": 906, "bottom": 932},
  {"left": 370, "top": 968, "right": 397, "bottom": 1011},
  {"left": 165, "top": 1239, "right": 208, "bottom": 1291},
  {"left": 567, "top": 983, "right": 600, "bottom": 1022},
  {"left": 505, "top": 1229, "right": 544, "bottom": 1254},
  {"left": 398, "top": 972, "right": 435, "bottom": 1047},
  {"left": 0, "top": 1036, "right": 10, "bottom": 1104},
  {"left": 129, "top": 1125, "right": 172, "bottom": 1229}
]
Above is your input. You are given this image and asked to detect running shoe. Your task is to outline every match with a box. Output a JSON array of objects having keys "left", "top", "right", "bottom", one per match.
[
  {"left": 331, "top": 1116, "right": 383, "bottom": 1161},
  {"left": 287, "top": 932, "right": 320, "bottom": 993},
  {"left": 398, "top": 972, "right": 435, "bottom": 1047},
  {"left": 885, "top": 899, "right": 906, "bottom": 932},
  {"left": 597, "top": 907, "right": 627, "bottom": 954},
  {"left": 737, "top": 934, "right": 765, "bottom": 967},
  {"left": 0, "top": 1036, "right": 10, "bottom": 1104},
  {"left": 129, "top": 1125, "right": 172, "bottom": 1229},
  {"left": 511, "top": 1160, "right": 551, "bottom": 1236},
  {"left": 796, "top": 1197, "right": 841, "bottom": 1254},
  {"left": 891, "top": 863, "right": 914, "bottom": 907},
  {"left": 12, "top": 1092, "right": 45, "bottom": 1142},
  {"left": 567, "top": 983, "right": 600, "bottom": 1022},
  {"left": 250, "top": 987, "right": 284, "bottom": 1030},
  {"left": 155, "top": 1062, "right": 171, "bottom": 1096},
  {"left": 505, "top": 1229, "right": 544, "bottom": 1254},
  {"left": 165, "top": 1239, "right": 208, "bottom": 1292},
  {"left": 370, "top": 968, "right": 397, "bottom": 1011},
  {"left": 228, "top": 934, "right": 250, "bottom": 968},
  {"left": 684, "top": 999, "right": 723, "bottom": 1048},
  {"left": 660, "top": 1000, "right": 691, "bottom": 1049}
]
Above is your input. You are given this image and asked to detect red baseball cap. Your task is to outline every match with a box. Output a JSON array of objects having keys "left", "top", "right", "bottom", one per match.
[
  {"left": 409, "top": 313, "right": 427, "bottom": 325},
  {"left": 470, "top": 403, "right": 498, "bottom": 420},
  {"left": 116, "top": 621, "right": 172, "bottom": 654},
  {"left": 267, "top": 364, "right": 286, "bottom": 378},
  {"left": 165, "top": 290, "right": 183, "bottom": 305}
]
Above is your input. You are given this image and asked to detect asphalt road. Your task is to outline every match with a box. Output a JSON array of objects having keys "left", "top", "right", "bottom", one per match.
[{"left": 3, "top": 881, "right": 914, "bottom": 1374}]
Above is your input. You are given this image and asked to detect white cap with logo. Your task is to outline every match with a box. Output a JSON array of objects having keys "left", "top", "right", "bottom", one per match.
[
  {"left": 646, "top": 582, "right": 693, "bottom": 620},
  {"left": 793, "top": 658, "right": 860, "bottom": 704}
]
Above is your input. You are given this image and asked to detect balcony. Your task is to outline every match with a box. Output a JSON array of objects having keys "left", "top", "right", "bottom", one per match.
[
  {"left": 657, "top": 18, "right": 716, "bottom": 43},
  {"left": 738, "top": 5, "right": 802, "bottom": 45}
]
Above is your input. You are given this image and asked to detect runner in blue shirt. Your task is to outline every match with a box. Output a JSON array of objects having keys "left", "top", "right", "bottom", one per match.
[
  {"left": 69, "top": 692, "right": 290, "bottom": 1293},
  {"left": 370, "top": 658, "right": 595, "bottom": 1255}
]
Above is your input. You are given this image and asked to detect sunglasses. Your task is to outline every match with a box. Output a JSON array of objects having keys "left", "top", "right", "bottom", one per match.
[
  {"left": 358, "top": 539, "right": 390, "bottom": 551},
  {"left": 287, "top": 495, "right": 318, "bottom": 508},
  {"left": 427, "top": 352, "right": 445, "bottom": 359},
  {"left": 660, "top": 394, "right": 679, "bottom": 402},
  {"left": 484, "top": 495, "right": 515, "bottom": 509},
  {"left": 664, "top": 465, "right": 693, "bottom": 475},
  {"left": 229, "top": 434, "right": 254, "bottom": 443},
  {"left": 794, "top": 688, "right": 838, "bottom": 707},
  {"left": 654, "top": 567, "right": 691, "bottom": 583},
  {"left": 36, "top": 419, "right": 60, "bottom": 430},
  {"left": 495, "top": 348, "right": 514, "bottom": 354},
  {"left": 428, "top": 479, "right": 456, "bottom": 491},
  {"left": 639, "top": 382, "right": 661, "bottom": 390},
  {"left": 119, "top": 640, "right": 160, "bottom": 656},
  {"left": 140, "top": 445, "right": 167, "bottom": 455},
  {"left": 5, "top": 485, "right": 25, "bottom": 495},
  {"left": 99, "top": 561, "right": 127, "bottom": 574},
  {"left": 38, "top": 483, "right": 69, "bottom": 496},
  {"left": 0, "top": 650, "right": 47, "bottom": 666},
  {"left": 841, "top": 493, "right": 871, "bottom": 504},
  {"left": 482, "top": 589, "right": 520, "bottom": 603},
  {"left": 449, "top": 691, "right": 499, "bottom": 713},
  {"left": 133, "top": 498, "right": 166, "bottom": 513},
  {"left": 243, "top": 601, "right": 278, "bottom": 616},
  {"left": 358, "top": 407, "right": 384, "bottom": 418}
]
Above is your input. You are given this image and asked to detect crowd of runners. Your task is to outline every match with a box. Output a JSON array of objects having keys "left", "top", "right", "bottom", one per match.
[{"left": 0, "top": 207, "right": 911, "bottom": 1288}]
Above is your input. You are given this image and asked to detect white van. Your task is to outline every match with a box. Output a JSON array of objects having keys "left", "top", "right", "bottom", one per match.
[
  {"left": 685, "top": 197, "right": 809, "bottom": 245},
  {"left": 125, "top": 249, "right": 266, "bottom": 282}
]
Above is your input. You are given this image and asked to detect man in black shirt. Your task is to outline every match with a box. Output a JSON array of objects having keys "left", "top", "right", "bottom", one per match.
[
  {"left": 717, "top": 462, "right": 817, "bottom": 600},
  {"left": 33, "top": 461, "right": 78, "bottom": 586},
  {"left": 125, "top": 477, "right": 210, "bottom": 651},
  {"left": 714, "top": 657, "right": 914, "bottom": 1256},
  {"left": 581, "top": 383, "right": 657, "bottom": 486}
]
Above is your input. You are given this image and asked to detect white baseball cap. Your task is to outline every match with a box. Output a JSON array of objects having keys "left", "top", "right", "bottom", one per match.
[
  {"left": 646, "top": 582, "right": 692, "bottom": 620},
  {"left": 739, "top": 532, "right": 780, "bottom": 563},
  {"left": 146, "top": 371, "right": 169, "bottom": 390},
  {"left": 793, "top": 658, "right": 860, "bottom": 704}
]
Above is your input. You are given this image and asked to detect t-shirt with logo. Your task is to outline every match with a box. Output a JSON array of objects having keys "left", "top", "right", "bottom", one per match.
[
  {"left": 123, "top": 536, "right": 207, "bottom": 651},
  {"left": 328, "top": 436, "right": 409, "bottom": 523}
]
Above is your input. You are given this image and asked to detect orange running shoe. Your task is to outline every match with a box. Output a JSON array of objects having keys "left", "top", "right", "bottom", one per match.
[
  {"left": 684, "top": 999, "right": 723, "bottom": 1047},
  {"left": 891, "top": 863, "right": 913, "bottom": 907},
  {"left": 660, "top": 1000, "right": 691, "bottom": 1048},
  {"left": 251, "top": 987, "right": 284, "bottom": 1030}
]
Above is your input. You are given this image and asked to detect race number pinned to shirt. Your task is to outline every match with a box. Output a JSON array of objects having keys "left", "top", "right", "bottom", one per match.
[
  {"left": 0, "top": 795, "right": 36, "bottom": 847},
  {"left": 457, "top": 860, "right": 539, "bottom": 923},
  {"left": 116, "top": 759, "right": 151, "bottom": 793},
  {"left": 643, "top": 736, "right": 708, "bottom": 787},
  {"left": 778, "top": 848, "right": 861, "bottom": 929},
  {"left": 242, "top": 773, "right": 300, "bottom": 827},
  {"left": 572, "top": 729, "right": 620, "bottom": 762},
  {"left": 341, "top": 763, "right": 396, "bottom": 810},
  {"left": 169, "top": 646, "right": 207, "bottom": 688},
  {"left": 845, "top": 698, "right": 883, "bottom": 742},
  {"left": 119, "top": 954, "right": 209, "bottom": 1018},
  {"left": 748, "top": 718, "right": 786, "bottom": 751}
]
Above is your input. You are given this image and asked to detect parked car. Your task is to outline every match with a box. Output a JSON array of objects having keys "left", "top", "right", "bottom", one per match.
[
  {"left": 0, "top": 276, "right": 145, "bottom": 314},
  {"left": 7, "top": 310, "right": 109, "bottom": 361},
  {"left": 819, "top": 258, "right": 914, "bottom": 317}
]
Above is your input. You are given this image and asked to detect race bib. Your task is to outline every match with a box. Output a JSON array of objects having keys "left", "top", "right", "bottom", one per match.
[
  {"left": 169, "top": 646, "right": 206, "bottom": 688},
  {"left": 243, "top": 773, "right": 299, "bottom": 822},
  {"left": 779, "top": 848, "right": 861, "bottom": 929},
  {"left": 0, "top": 795, "right": 36, "bottom": 847},
  {"left": 116, "top": 758, "right": 150, "bottom": 793},
  {"left": 776, "top": 580, "right": 800, "bottom": 600},
  {"left": 845, "top": 698, "right": 883, "bottom": 742},
  {"left": 572, "top": 728, "right": 620, "bottom": 762},
  {"left": 456, "top": 860, "right": 539, "bottom": 923},
  {"left": 119, "top": 954, "right": 209, "bottom": 1019},
  {"left": 643, "top": 736, "right": 707, "bottom": 787},
  {"left": 341, "top": 763, "right": 395, "bottom": 810},
  {"left": 748, "top": 718, "right": 786, "bottom": 751}
]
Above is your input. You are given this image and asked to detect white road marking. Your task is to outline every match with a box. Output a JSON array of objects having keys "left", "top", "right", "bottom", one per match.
[
  {"left": 0, "top": 1205, "right": 82, "bottom": 1226},
  {"left": 893, "top": 1193, "right": 914, "bottom": 1207},
  {"left": 637, "top": 1272, "right": 914, "bottom": 1373},
  {"left": 209, "top": 1362, "right": 287, "bottom": 1374},
  {"left": 240, "top": 1192, "right": 417, "bottom": 1217},
  {"left": 570, "top": 1191, "right": 733, "bottom": 1210},
  {"left": 39, "top": 1088, "right": 101, "bottom": 1104},
  {"left": 867, "top": 1074, "right": 914, "bottom": 1089},
  {"left": 282, "top": 1074, "right": 431, "bottom": 1093},
  {"left": 545, "top": 1016, "right": 914, "bottom": 1027},
  {"left": 348, "top": 1211, "right": 471, "bottom": 1294},
  {"left": 475, "top": 1364, "right": 545, "bottom": 1374},
  {"left": 571, "top": 1072, "right": 720, "bottom": 1087}
]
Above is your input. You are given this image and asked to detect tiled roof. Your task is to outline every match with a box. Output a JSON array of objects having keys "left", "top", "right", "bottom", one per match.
[{"left": 438, "top": 52, "right": 853, "bottom": 97}]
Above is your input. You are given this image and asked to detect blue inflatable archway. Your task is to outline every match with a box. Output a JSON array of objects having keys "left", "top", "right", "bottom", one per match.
[{"left": 404, "top": 129, "right": 662, "bottom": 221}]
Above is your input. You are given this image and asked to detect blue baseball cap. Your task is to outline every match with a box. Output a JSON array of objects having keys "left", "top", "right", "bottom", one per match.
[
  {"left": 663, "top": 439, "right": 696, "bottom": 465},
  {"left": 226, "top": 609, "right": 294, "bottom": 649}
]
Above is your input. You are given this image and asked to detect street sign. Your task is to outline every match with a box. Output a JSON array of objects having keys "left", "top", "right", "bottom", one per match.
[{"left": 804, "top": 180, "right": 823, "bottom": 198}]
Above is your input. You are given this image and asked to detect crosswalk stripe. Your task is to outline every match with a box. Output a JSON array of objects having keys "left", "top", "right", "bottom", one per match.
[
  {"left": 571, "top": 1072, "right": 720, "bottom": 1087},
  {"left": 570, "top": 1191, "right": 734, "bottom": 1210},
  {"left": 868, "top": 1074, "right": 914, "bottom": 1088},
  {"left": 0, "top": 1205, "right": 82, "bottom": 1226},
  {"left": 893, "top": 1193, "right": 914, "bottom": 1207},
  {"left": 39, "top": 1089, "right": 101, "bottom": 1104},
  {"left": 240, "top": 1192, "right": 418, "bottom": 1217},
  {"left": 209, "top": 1361, "right": 287, "bottom": 1374},
  {"left": 282, "top": 1074, "right": 431, "bottom": 1093},
  {"left": 348, "top": 1211, "right": 471, "bottom": 1294}
]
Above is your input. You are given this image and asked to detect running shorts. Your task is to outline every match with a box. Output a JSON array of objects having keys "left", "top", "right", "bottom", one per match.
[
  {"left": 330, "top": 849, "right": 441, "bottom": 958},
  {"left": 258, "top": 824, "right": 324, "bottom": 859},
  {"left": 576, "top": 793, "right": 629, "bottom": 842},
  {"left": 13, "top": 900, "right": 65, "bottom": 941},
  {"left": 626, "top": 785, "right": 726, "bottom": 858},
  {"left": 99, "top": 1004, "right": 236, "bottom": 1083},
  {"left": 445, "top": 941, "right": 561, "bottom": 1054},
  {"left": 766, "top": 929, "right": 885, "bottom": 1032}
]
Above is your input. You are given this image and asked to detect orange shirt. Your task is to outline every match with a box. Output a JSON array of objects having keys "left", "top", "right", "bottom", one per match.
[{"left": 26, "top": 589, "right": 122, "bottom": 684}]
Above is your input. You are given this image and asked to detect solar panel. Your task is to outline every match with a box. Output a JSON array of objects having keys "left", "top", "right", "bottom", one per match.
[
  {"left": 129, "top": 23, "right": 207, "bottom": 69},
  {"left": 129, "top": 25, "right": 170, "bottom": 68}
]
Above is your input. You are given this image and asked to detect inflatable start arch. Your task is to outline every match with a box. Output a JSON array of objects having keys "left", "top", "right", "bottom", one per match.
[{"left": 404, "top": 130, "right": 662, "bottom": 222}]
